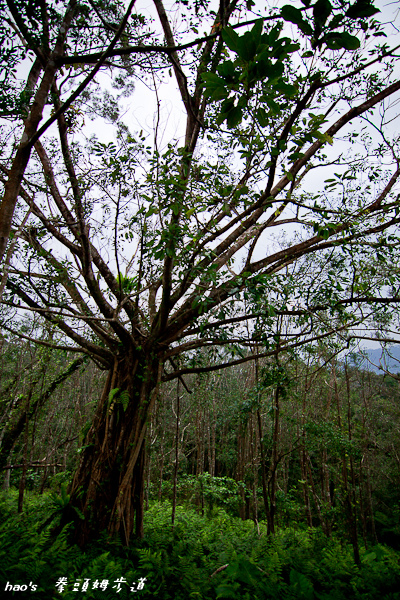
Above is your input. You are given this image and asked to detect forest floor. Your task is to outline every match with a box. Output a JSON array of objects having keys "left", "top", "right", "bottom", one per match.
[{"left": 1, "top": 489, "right": 400, "bottom": 599}]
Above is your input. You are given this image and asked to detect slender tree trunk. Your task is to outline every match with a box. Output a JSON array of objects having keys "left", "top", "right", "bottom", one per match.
[
  {"left": 237, "top": 423, "right": 247, "bottom": 520},
  {"left": 344, "top": 364, "right": 360, "bottom": 564},
  {"left": 267, "top": 384, "right": 281, "bottom": 535},
  {"left": 2, "top": 460, "right": 11, "bottom": 491},
  {"left": 144, "top": 447, "right": 150, "bottom": 512},
  {"left": 210, "top": 395, "right": 216, "bottom": 477},
  {"left": 158, "top": 427, "right": 165, "bottom": 502},
  {"left": 196, "top": 408, "right": 205, "bottom": 477},
  {"left": 306, "top": 452, "right": 325, "bottom": 531},
  {"left": 257, "top": 409, "right": 270, "bottom": 525},
  {"left": 300, "top": 447, "right": 313, "bottom": 527},
  {"left": 195, "top": 403, "right": 206, "bottom": 514},
  {"left": 360, "top": 384, "right": 378, "bottom": 544},
  {"left": 67, "top": 351, "right": 161, "bottom": 546},
  {"left": 206, "top": 407, "right": 211, "bottom": 474},
  {"left": 18, "top": 402, "right": 30, "bottom": 513},
  {"left": 300, "top": 372, "right": 313, "bottom": 528},
  {"left": 321, "top": 447, "right": 332, "bottom": 536},
  {"left": 135, "top": 446, "right": 146, "bottom": 539},
  {"left": 171, "top": 382, "right": 180, "bottom": 529},
  {"left": 364, "top": 451, "right": 378, "bottom": 544},
  {"left": 358, "top": 462, "right": 368, "bottom": 549},
  {"left": 250, "top": 414, "right": 259, "bottom": 524},
  {"left": 40, "top": 465, "right": 48, "bottom": 494},
  {"left": 145, "top": 417, "right": 155, "bottom": 512}
]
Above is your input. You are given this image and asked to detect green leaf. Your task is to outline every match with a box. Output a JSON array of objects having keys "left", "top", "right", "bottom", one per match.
[
  {"left": 275, "top": 81, "right": 298, "bottom": 98},
  {"left": 328, "top": 14, "right": 344, "bottom": 29},
  {"left": 281, "top": 5, "right": 313, "bottom": 36},
  {"left": 221, "top": 26, "right": 241, "bottom": 53},
  {"left": 266, "top": 98, "right": 281, "bottom": 114},
  {"left": 346, "top": 0, "right": 380, "bottom": 19},
  {"left": 120, "top": 390, "right": 129, "bottom": 412},
  {"left": 202, "top": 72, "right": 229, "bottom": 101},
  {"left": 324, "top": 31, "right": 360, "bottom": 50},
  {"left": 60, "top": 483, "right": 69, "bottom": 506},
  {"left": 72, "top": 505, "right": 85, "bottom": 520},
  {"left": 289, "top": 569, "right": 314, "bottom": 600},
  {"left": 256, "top": 107, "right": 269, "bottom": 127},
  {"left": 108, "top": 387, "right": 120, "bottom": 404},
  {"left": 251, "top": 18, "right": 264, "bottom": 47},
  {"left": 363, "top": 551, "right": 377, "bottom": 563},
  {"left": 186, "top": 207, "right": 196, "bottom": 218},
  {"left": 284, "top": 42, "right": 301, "bottom": 53},
  {"left": 313, "top": 0, "right": 332, "bottom": 28},
  {"left": 216, "top": 583, "right": 239, "bottom": 599},
  {"left": 226, "top": 106, "right": 243, "bottom": 128},
  {"left": 256, "top": 56, "right": 284, "bottom": 81},
  {"left": 268, "top": 60, "right": 285, "bottom": 82},
  {"left": 339, "top": 31, "right": 361, "bottom": 50},
  {"left": 324, "top": 34, "right": 343, "bottom": 49},
  {"left": 217, "top": 60, "right": 238, "bottom": 83},
  {"left": 320, "top": 228, "right": 330, "bottom": 240},
  {"left": 236, "top": 32, "right": 257, "bottom": 61},
  {"left": 221, "top": 97, "right": 236, "bottom": 113}
]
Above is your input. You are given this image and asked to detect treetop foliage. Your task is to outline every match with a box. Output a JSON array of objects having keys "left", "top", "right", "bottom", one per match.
[{"left": 0, "top": 0, "right": 399, "bottom": 377}]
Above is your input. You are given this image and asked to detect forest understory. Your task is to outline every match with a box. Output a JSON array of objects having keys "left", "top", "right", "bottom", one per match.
[{"left": 1, "top": 343, "right": 400, "bottom": 599}]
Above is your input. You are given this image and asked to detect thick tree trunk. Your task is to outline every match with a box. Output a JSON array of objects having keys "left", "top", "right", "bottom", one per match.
[{"left": 67, "top": 351, "right": 161, "bottom": 546}]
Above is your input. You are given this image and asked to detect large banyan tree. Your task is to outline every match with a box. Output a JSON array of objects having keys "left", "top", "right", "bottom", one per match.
[{"left": 1, "top": 0, "right": 400, "bottom": 545}]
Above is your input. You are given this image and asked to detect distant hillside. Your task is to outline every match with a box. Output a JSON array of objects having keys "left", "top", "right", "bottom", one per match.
[{"left": 350, "top": 346, "right": 400, "bottom": 374}]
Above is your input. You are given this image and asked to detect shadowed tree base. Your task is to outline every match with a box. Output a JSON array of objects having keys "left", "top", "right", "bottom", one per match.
[{"left": 65, "top": 349, "right": 161, "bottom": 546}]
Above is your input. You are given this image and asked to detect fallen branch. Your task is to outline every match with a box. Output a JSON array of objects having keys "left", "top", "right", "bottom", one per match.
[
  {"left": 1, "top": 462, "right": 63, "bottom": 471},
  {"left": 210, "top": 564, "right": 229, "bottom": 578}
]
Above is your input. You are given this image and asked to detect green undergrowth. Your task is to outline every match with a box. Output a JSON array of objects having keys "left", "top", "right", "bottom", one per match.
[{"left": 0, "top": 490, "right": 399, "bottom": 599}]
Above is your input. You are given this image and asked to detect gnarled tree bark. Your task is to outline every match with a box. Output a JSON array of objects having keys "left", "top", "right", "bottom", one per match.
[{"left": 68, "top": 350, "right": 161, "bottom": 546}]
